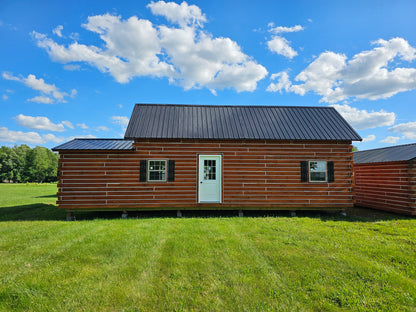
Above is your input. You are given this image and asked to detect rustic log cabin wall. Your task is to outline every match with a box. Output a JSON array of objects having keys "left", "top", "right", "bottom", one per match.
[
  {"left": 57, "top": 140, "right": 354, "bottom": 211},
  {"left": 354, "top": 160, "right": 416, "bottom": 215}
]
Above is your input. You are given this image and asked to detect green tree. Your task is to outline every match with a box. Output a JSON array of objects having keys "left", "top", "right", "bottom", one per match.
[
  {"left": 0, "top": 146, "right": 12, "bottom": 182},
  {"left": 13, "top": 145, "right": 31, "bottom": 182},
  {"left": 0, "top": 145, "right": 33, "bottom": 182},
  {"left": 1, "top": 145, "right": 59, "bottom": 183},
  {"left": 25, "top": 146, "right": 58, "bottom": 182}
]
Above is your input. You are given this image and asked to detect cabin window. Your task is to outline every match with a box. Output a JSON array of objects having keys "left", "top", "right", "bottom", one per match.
[
  {"left": 148, "top": 160, "right": 167, "bottom": 182},
  {"left": 309, "top": 161, "right": 327, "bottom": 182}
]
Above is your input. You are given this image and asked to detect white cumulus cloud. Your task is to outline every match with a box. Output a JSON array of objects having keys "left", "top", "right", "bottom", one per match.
[
  {"left": 381, "top": 136, "right": 401, "bottom": 144},
  {"left": 96, "top": 126, "right": 110, "bottom": 131},
  {"left": 111, "top": 116, "right": 129, "bottom": 132},
  {"left": 268, "top": 23, "right": 304, "bottom": 34},
  {"left": 267, "top": 71, "right": 291, "bottom": 92},
  {"left": 361, "top": 134, "right": 376, "bottom": 143},
  {"left": 77, "top": 123, "right": 89, "bottom": 129},
  {"left": 148, "top": 0, "right": 206, "bottom": 27},
  {"left": 266, "top": 23, "right": 303, "bottom": 59},
  {"left": 267, "top": 36, "right": 298, "bottom": 59},
  {"left": 2, "top": 72, "right": 76, "bottom": 103},
  {"left": 65, "top": 134, "right": 97, "bottom": 142},
  {"left": 62, "top": 120, "right": 74, "bottom": 129},
  {"left": 388, "top": 121, "right": 416, "bottom": 140},
  {"left": 0, "top": 127, "right": 64, "bottom": 144},
  {"left": 331, "top": 104, "right": 395, "bottom": 130},
  {"left": 27, "top": 96, "right": 54, "bottom": 104},
  {"left": 290, "top": 51, "right": 347, "bottom": 98},
  {"left": 272, "top": 38, "right": 416, "bottom": 103},
  {"left": 111, "top": 116, "right": 129, "bottom": 127},
  {"left": 31, "top": 22, "right": 170, "bottom": 84},
  {"left": 14, "top": 114, "right": 68, "bottom": 132},
  {"left": 53, "top": 25, "right": 64, "bottom": 37},
  {"left": 31, "top": 1, "right": 267, "bottom": 93}
]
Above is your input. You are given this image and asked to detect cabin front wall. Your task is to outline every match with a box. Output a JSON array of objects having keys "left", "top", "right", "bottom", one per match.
[
  {"left": 354, "top": 160, "right": 416, "bottom": 215},
  {"left": 57, "top": 140, "right": 354, "bottom": 211}
]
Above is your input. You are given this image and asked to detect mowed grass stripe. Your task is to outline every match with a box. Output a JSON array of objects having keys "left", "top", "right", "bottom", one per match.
[
  {"left": 0, "top": 184, "right": 415, "bottom": 311},
  {"left": 1, "top": 219, "right": 415, "bottom": 311},
  {"left": 1, "top": 220, "right": 174, "bottom": 311}
]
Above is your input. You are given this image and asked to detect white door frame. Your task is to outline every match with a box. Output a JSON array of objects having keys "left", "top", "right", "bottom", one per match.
[{"left": 198, "top": 155, "right": 222, "bottom": 203}]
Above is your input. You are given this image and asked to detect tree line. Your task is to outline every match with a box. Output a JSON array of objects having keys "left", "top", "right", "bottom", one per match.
[{"left": 0, "top": 145, "right": 59, "bottom": 183}]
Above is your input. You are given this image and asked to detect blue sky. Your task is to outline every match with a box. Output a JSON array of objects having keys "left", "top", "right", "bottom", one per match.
[{"left": 1, "top": 0, "right": 416, "bottom": 150}]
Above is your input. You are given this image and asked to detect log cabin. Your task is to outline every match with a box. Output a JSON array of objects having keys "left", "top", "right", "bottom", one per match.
[
  {"left": 52, "top": 104, "right": 362, "bottom": 218},
  {"left": 354, "top": 143, "right": 416, "bottom": 215}
]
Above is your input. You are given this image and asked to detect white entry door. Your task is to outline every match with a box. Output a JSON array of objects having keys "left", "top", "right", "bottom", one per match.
[{"left": 198, "top": 155, "right": 221, "bottom": 203}]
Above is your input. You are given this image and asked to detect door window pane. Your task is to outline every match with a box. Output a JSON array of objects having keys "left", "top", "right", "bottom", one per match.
[{"left": 204, "top": 159, "right": 216, "bottom": 180}]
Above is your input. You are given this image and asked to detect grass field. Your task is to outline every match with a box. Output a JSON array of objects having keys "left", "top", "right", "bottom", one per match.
[{"left": 0, "top": 184, "right": 415, "bottom": 311}]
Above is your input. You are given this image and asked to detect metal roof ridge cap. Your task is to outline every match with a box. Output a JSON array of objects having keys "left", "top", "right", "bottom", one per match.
[{"left": 133, "top": 103, "right": 337, "bottom": 109}]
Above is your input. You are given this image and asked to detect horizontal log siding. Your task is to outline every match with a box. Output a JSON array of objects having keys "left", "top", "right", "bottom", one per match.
[
  {"left": 56, "top": 140, "right": 354, "bottom": 210},
  {"left": 354, "top": 161, "right": 416, "bottom": 215}
]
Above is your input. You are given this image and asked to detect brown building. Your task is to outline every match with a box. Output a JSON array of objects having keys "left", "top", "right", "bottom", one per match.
[
  {"left": 53, "top": 104, "right": 361, "bottom": 218},
  {"left": 354, "top": 143, "right": 416, "bottom": 215}
]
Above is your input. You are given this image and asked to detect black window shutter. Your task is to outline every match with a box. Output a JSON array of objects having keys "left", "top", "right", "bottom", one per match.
[
  {"left": 327, "top": 161, "right": 334, "bottom": 182},
  {"left": 300, "top": 161, "right": 308, "bottom": 182},
  {"left": 140, "top": 160, "right": 147, "bottom": 182},
  {"left": 168, "top": 160, "right": 175, "bottom": 182}
]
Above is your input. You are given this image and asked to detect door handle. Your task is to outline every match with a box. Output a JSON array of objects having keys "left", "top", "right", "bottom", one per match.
[{"left": 200, "top": 181, "right": 203, "bottom": 184}]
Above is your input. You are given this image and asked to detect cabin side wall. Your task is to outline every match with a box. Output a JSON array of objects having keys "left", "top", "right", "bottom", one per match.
[
  {"left": 409, "top": 160, "right": 416, "bottom": 213},
  {"left": 57, "top": 140, "right": 354, "bottom": 210},
  {"left": 354, "top": 161, "right": 416, "bottom": 215}
]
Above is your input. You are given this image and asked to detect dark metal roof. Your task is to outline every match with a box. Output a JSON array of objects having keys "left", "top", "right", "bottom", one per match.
[
  {"left": 52, "top": 139, "right": 134, "bottom": 151},
  {"left": 354, "top": 143, "right": 416, "bottom": 164},
  {"left": 124, "top": 104, "right": 362, "bottom": 141}
]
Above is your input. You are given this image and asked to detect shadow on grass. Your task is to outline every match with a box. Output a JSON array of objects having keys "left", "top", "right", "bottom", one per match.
[
  {"left": 0, "top": 204, "right": 176, "bottom": 221},
  {"left": 76, "top": 207, "right": 415, "bottom": 222},
  {"left": 344, "top": 206, "right": 415, "bottom": 222},
  {"left": 0, "top": 204, "right": 414, "bottom": 222},
  {"left": 35, "top": 194, "right": 58, "bottom": 198},
  {"left": 0, "top": 204, "right": 66, "bottom": 221}
]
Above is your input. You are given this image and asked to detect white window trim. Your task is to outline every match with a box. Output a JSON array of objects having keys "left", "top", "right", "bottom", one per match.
[
  {"left": 147, "top": 159, "right": 167, "bottom": 182},
  {"left": 308, "top": 160, "right": 327, "bottom": 183}
]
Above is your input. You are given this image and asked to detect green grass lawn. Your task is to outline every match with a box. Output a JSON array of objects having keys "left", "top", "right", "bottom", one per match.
[
  {"left": 0, "top": 183, "right": 64, "bottom": 221},
  {"left": 0, "top": 184, "right": 415, "bottom": 311}
]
